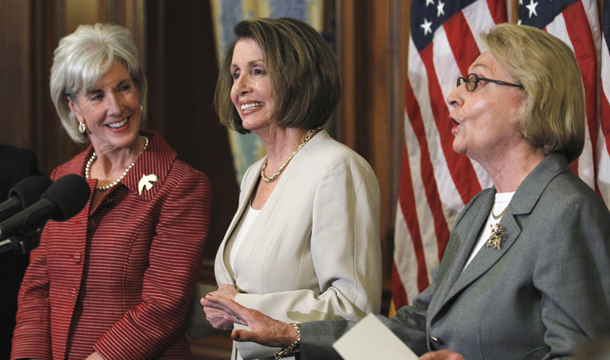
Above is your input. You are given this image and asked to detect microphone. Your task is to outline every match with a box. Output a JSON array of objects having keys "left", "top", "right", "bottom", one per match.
[
  {"left": 0, "top": 174, "right": 91, "bottom": 240},
  {"left": 0, "top": 176, "right": 53, "bottom": 222}
]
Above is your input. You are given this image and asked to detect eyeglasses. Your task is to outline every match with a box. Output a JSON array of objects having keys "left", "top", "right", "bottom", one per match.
[{"left": 456, "top": 73, "right": 524, "bottom": 91}]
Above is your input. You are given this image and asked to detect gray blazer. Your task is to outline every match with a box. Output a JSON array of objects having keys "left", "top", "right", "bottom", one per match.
[{"left": 299, "top": 153, "right": 610, "bottom": 360}]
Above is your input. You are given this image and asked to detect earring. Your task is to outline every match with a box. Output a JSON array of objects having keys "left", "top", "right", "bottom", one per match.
[{"left": 79, "top": 122, "right": 86, "bottom": 134}]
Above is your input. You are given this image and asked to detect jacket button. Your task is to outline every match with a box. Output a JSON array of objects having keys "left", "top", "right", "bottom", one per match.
[
  {"left": 431, "top": 336, "right": 444, "bottom": 345},
  {"left": 73, "top": 252, "right": 82, "bottom": 264}
]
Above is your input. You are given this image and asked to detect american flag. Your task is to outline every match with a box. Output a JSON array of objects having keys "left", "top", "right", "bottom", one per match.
[
  {"left": 519, "top": 0, "right": 604, "bottom": 198},
  {"left": 391, "top": 0, "right": 506, "bottom": 309},
  {"left": 393, "top": 0, "right": 609, "bottom": 310},
  {"left": 601, "top": 0, "right": 610, "bottom": 199}
]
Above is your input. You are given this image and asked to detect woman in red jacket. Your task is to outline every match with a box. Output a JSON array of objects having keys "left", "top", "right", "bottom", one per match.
[{"left": 11, "top": 23, "right": 212, "bottom": 360}]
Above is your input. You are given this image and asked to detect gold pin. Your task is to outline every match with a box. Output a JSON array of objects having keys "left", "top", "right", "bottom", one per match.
[{"left": 486, "top": 224, "right": 504, "bottom": 250}]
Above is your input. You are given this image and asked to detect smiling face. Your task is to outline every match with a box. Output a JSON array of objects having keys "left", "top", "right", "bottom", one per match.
[
  {"left": 68, "top": 61, "right": 141, "bottom": 153},
  {"left": 447, "top": 51, "right": 528, "bottom": 164},
  {"left": 230, "top": 38, "right": 275, "bottom": 133}
]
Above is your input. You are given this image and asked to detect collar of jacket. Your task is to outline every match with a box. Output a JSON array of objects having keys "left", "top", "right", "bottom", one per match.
[
  {"left": 429, "top": 152, "right": 571, "bottom": 317},
  {"left": 53, "top": 130, "right": 177, "bottom": 201},
  {"left": 507, "top": 152, "right": 570, "bottom": 216}
]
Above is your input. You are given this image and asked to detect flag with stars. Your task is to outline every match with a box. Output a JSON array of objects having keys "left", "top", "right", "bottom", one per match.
[
  {"left": 600, "top": 0, "right": 610, "bottom": 200},
  {"left": 391, "top": 0, "right": 506, "bottom": 310},
  {"left": 519, "top": 0, "right": 607, "bottom": 202}
]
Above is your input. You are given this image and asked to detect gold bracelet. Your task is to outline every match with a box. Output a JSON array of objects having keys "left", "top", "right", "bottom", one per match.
[{"left": 274, "top": 322, "right": 300, "bottom": 359}]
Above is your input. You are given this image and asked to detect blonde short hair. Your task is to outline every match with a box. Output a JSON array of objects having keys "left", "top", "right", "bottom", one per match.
[
  {"left": 482, "top": 24, "right": 585, "bottom": 162},
  {"left": 50, "top": 23, "right": 147, "bottom": 143}
]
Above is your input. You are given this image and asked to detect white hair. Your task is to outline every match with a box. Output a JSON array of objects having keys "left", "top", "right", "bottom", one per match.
[{"left": 50, "top": 23, "right": 147, "bottom": 143}]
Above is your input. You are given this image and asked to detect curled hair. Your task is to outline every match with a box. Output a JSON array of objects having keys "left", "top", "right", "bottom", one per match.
[
  {"left": 215, "top": 18, "right": 340, "bottom": 134},
  {"left": 482, "top": 24, "right": 585, "bottom": 162},
  {"left": 50, "top": 23, "right": 147, "bottom": 143}
]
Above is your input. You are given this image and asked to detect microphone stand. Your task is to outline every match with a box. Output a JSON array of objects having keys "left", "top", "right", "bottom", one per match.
[{"left": 0, "top": 227, "right": 43, "bottom": 255}]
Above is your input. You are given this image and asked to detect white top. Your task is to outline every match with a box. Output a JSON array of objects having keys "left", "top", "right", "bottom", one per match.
[
  {"left": 229, "top": 205, "right": 260, "bottom": 269},
  {"left": 464, "top": 191, "right": 515, "bottom": 269}
]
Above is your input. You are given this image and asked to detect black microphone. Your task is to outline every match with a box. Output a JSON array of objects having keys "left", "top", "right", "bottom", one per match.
[
  {"left": 0, "top": 176, "right": 53, "bottom": 222},
  {"left": 0, "top": 174, "right": 91, "bottom": 240}
]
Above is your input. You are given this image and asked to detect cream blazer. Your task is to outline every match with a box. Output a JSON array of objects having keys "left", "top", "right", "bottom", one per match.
[{"left": 214, "top": 130, "right": 382, "bottom": 360}]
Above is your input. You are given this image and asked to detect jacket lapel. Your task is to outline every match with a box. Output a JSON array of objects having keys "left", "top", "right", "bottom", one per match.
[
  {"left": 444, "top": 208, "right": 522, "bottom": 302},
  {"left": 429, "top": 153, "right": 570, "bottom": 319},
  {"left": 229, "top": 133, "right": 323, "bottom": 281},
  {"left": 121, "top": 131, "right": 176, "bottom": 201},
  {"left": 430, "top": 189, "right": 495, "bottom": 310},
  {"left": 218, "top": 131, "right": 328, "bottom": 288},
  {"left": 215, "top": 159, "right": 264, "bottom": 285}
]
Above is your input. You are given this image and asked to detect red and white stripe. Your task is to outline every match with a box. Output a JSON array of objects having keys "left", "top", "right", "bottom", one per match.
[
  {"left": 392, "top": 0, "right": 506, "bottom": 307},
  {"left": 543, "top": 0, "right": 602, "bottom": 194},
  {"left": 598, "top": 0, "right": 610, "bottom": 201}
]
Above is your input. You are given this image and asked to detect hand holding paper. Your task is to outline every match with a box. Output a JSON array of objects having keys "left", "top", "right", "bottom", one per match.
[
  {"left": 332, "top": 314, "right": 419, "bottom": 360},
  {"left": 333, "top": 314, "right": 464, "bottom": 360}
]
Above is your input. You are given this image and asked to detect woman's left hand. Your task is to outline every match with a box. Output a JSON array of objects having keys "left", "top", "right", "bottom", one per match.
[{"left": 202, "top": 284, "right": 239, "bottom": 330}]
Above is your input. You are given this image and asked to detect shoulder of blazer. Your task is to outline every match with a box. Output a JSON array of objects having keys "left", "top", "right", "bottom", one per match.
[
  {"left": 509, "top": 153, "right": 571, "bottom": 216},
  {"left": 293, "top": 133, "right": 376, "bottom": 180}
]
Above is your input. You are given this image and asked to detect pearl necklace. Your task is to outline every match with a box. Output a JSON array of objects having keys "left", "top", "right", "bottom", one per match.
[
  {"left": 85, "top": 136, "right": 149, "bottom": 190},
  {"left": 260, "top": 129, "right": 319, "bottom": 183}
]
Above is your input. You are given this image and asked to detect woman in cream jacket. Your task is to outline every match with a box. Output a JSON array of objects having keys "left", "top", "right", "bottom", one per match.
[{"left": 201, "top": 18, "right": 382, "bottom": 360}]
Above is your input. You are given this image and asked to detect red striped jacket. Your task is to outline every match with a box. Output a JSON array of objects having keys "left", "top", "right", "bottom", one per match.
[{"left": 12, "top": 131, "right": 211, "bottom": 360}]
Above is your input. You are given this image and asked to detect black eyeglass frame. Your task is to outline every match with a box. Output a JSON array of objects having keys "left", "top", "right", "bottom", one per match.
[{"left": 456, "top": 73, "right": 524, "bottom": 91}]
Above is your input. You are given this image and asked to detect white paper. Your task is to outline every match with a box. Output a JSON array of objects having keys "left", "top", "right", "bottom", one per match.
[{"left": 332, "top": 313, "right": 419, "bottom": 360}]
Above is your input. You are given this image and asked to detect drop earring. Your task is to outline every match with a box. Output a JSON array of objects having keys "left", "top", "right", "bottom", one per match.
[{"left": 79, "top": 122, "right": 86, "bottom": 134}]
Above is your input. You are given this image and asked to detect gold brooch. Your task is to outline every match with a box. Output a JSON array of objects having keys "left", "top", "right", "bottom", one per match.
[
  {"left": 138, "top": 174, "right": 158, "bottom": 195},
  {"left": 486, "top": 224, "right": 504, "bottom": 250}
]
